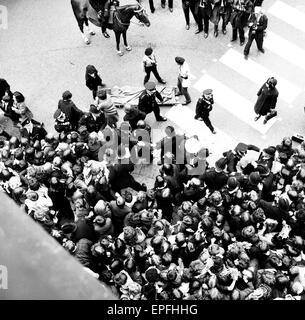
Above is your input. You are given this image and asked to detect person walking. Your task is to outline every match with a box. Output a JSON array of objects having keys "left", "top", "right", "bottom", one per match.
[
  {"left": 138, "top": 81, "right": 167, "bottom": 122},
  {"left": 244, "top": 6, "right": 268, "bottom": 59},
  {"left": 254, "top": 77, "right": 278, "bottom": 124},
  {"left": 143, "top": 48, "right": 166, "bottom": 85},
  {"left": 181, "top": 0, "right": 199, "bottom": 30},
  {"left": 175, "top": 56, "right": 192, "bottom": 105},
  {"left": 194, "top": 89, "right": 216, "bottom": 134},
  {"left": 230, "top": 0, "right": 253, "bottom": 46}
]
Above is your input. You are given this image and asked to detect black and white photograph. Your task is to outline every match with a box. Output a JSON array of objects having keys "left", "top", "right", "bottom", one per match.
[{"left": 1, "top": 0, "right": 305, "bottom": 311}]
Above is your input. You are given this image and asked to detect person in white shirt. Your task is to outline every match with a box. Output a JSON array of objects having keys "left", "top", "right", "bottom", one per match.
[
  {"left": 143, "top": 47, "right": 166, "bottom": 85},
  {"left": 175, "top": 56, "right": 192, "bottom": 105}
]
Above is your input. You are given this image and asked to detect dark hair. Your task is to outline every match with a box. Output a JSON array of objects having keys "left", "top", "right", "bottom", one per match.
[
  {"left": 145, "top": 47, "right": 153, "bottom": 56},
  {"left": 13, "top": 91, "right": 25, "bottom": 103}
]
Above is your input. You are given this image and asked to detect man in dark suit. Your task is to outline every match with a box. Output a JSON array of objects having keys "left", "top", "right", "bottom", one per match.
[
  {"left": 194, "top": 89, "right": 216, "bottom": 134},
  {"left": 244, "top": 5, "right": 267, "bottom": 59},
  {"left": 58, "top": 91, "right": 84, "bottom": 130},
  {"left": 199, "top": 157, "right": 228, "bottom": 191},
  {"left": 181, "top": 0, "right": 199, "bottom": 30},
  {"left": 230, "top": 0, "right": 253, "bottom": 46},
  {"left": 138, "top": 81, "right": 167, "bottom": 122}
]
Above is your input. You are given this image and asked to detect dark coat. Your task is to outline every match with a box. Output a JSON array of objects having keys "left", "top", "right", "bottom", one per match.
[
  {"left": 85, "top": 73, "right": 102, "bottom": 92},
  {"left": 247, "top": 12, "right": 268, "bottom": 36},
  {"left": 200, "top": 168, "right": 228, "bottom": 191},
  {"left": 254, "top": 83, "right": 279, "bottom": 116},
  {"left": 230, "top": 0, "right": 253, "bottom": 28},
  {"left": 123, "top": 108, "right": 146, "bottom": 131},
  {"left": 58, "top": 99, "right": 83, "bottom": 127},
  {"left": 195, "top": 97, "right": 213, "bottom": 119},
  {"left": 138, "top": 90, "right": 163, "bottom": 115},
  {"left": 79, "top": 112, "right": 106, "bottom": 132},
  {"left": 0, "top": 78, "right": 10, "bottom": 100}
]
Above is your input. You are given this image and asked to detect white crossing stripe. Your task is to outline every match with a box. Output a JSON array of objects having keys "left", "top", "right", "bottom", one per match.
[
  {"left": 268, "top": 1, "right": 305, "bottom": 33},
  {"left": 219, "top": 48, "right": 302, "bottom": 104},
  {"left": 264, "top": 31, "right": 305, "bottom": 72},
  {"left": 193, "top": 73, "right": 277, "bottom": 135},
  {"left": 165, "top": 104, "right": 237, "bottom": 162}
]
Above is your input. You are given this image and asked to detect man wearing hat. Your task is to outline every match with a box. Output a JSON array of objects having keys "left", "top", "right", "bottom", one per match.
[
  {"left": 200, "top": 157, "right": 228, "bottom": 191},
  {"left": 0, "top": 78, "right": 10, "bottom": 101},
  {"left": 194, "top": 89, "right": 216, "bottom": 134},
  {"left": 57, "top": 90, "right": 84, "bottom": 130},
  {"left": 244, "top": 6, "right": 268, "bottom": 59},
  {"left": 254, "top": 77, "right": 278, "bottom": 123},
  {"left": 138, "top": 81, "right": 167, "bottom": 122}
]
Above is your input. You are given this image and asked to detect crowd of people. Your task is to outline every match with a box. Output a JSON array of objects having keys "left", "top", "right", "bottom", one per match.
[{"left": 1, "top": 68, "right": 305, "bottom": 300}]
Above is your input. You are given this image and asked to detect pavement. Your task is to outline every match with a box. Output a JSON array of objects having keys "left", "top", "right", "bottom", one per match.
[{"left": 1, "top": 0, "right": 305, "bottom": 188}]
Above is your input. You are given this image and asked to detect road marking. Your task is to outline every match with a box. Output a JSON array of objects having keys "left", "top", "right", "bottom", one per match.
[
  {"left": 165, "top": 104, "right": 237, "bottom": 159},
  {"left": 268, "top": 0, "right": 305, "bottom": 33},
  {"left": 264, "top": 30, "right": 305, "bottom": 72},
  {"left": 193, "top": 73, "right": 277, "bottom": 135},
  {"left": 219, "top": 48, "right": 302, "bottom": 104}
]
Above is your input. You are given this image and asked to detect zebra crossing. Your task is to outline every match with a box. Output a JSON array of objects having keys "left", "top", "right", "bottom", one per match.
[{"left": 166, "top": 0, "right": 305, "bottom": 160}]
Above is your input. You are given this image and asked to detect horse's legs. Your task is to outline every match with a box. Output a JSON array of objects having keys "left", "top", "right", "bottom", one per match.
[
  {"left": 77, "top": 17, "right": 90, "bottom": 44},
  {"left": 115, "top": 32, "right": 123, "bottom": 55},
  {"left": 84, "top": 16, "right": 95, "bottom": 36},
  {"left": 123, "top": 31, "right": 132, "bottom": 51}
]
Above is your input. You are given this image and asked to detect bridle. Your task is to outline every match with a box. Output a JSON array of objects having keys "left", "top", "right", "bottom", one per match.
[{"left": 114, "top": 5, "right": 147, "bottom": 27}]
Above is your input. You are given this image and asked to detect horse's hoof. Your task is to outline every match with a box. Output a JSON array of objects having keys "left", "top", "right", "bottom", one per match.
[
  {"left": 89, "top": 30, "right": 96, "bottom": 36},
  {"left": 84, "top": 38, "right": 90, "bottom": 45},
  {"left": 117, "top": 51, "right": 124, "bottom": 56},
  {"left": 125, "top": 46, "right": 132, "bottom": 51}
]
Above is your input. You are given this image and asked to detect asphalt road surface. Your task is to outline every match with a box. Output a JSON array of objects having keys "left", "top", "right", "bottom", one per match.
[{"left": 1, "top": 0, "right": 305, "bottom": 166}]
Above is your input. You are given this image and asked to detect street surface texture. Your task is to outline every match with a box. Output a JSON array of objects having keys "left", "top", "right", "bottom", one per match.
[{"left": 1, "top": 0, "right": 305, "bottom": 187}]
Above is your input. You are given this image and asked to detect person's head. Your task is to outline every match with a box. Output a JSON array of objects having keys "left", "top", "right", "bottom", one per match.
[
  {"left": 136, "top": 120, "right": 146, "bottom": 129},
  {"left": 145, "top": 47, "right": 153, "bottom": 56},
  {"left": 97, "top": 88, "right": 107, "bottom": 100},
  {"left": 175, "top": 56, "right": 185, "bottom": 65},
  {"left": 202, "top": 88, "right": 213, "bottom": 100},
  {"left": 13, "top": 91, "right": 25, "bottom": 103},
  {"left": 62, "top": 90, "right": 72, "bottom": 100},
  {"left": 144, "top": 81, "right": 156, "bottom": 93},
  {"left": 86, "top": 64, "right": 97, "bottom": 76},
  {"left": 267, "top": 76, "right": 277, "bottom": 88},
  {"left": 165, "top": 125, "right": 175, "bottom": 137}
]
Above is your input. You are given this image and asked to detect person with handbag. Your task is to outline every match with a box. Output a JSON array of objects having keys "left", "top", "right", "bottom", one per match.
[
  {"left": 175, "top": 56, "right": 192, "bottom": 105},
  {"left": 254, "top": 77, "right": 278, "bottom": 124}
]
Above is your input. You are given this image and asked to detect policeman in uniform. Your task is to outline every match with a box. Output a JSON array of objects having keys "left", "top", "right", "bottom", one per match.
[
  {"left": 194, "top": 89, "right": 216, "bottom": 134},
  {"left": 138, "top": 81, "right": 167, "bottom": 122}
]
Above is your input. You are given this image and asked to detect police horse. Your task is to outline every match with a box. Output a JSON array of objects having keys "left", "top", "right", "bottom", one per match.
[{"left": 71, "top": 0, "right": 150, "bottom": 55}]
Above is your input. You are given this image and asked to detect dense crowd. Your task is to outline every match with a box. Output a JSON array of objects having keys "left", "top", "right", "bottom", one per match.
[{"left": 1, "top": 74, "right": 305, "bottom": 301}]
